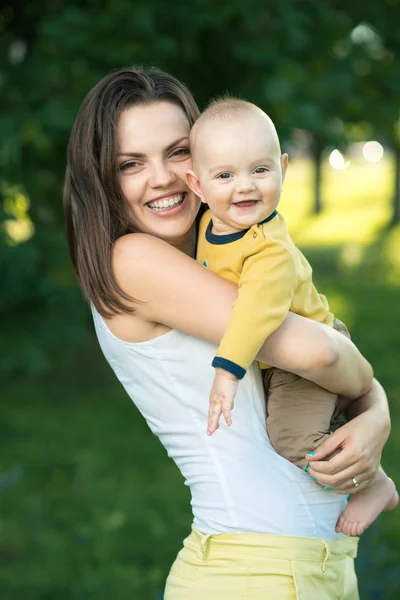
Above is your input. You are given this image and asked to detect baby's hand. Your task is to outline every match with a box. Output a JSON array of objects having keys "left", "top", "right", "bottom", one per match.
[{"left": 207, "top": 368, "right": 239, "bottom": 436}]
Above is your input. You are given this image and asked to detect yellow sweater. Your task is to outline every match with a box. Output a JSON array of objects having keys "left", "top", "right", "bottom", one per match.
[{"left": 197, "top": 209, "right": 334, "bottom": 379}]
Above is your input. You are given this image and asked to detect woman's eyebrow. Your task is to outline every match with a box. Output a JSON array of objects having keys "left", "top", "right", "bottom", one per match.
[
  {"left": 117, "top": 136, "right": 189, "bottom": 158},
  {"left": 117, "top": 151, "right": 146, "bottom": 158},
  {"left": 165, "top": 136, "right": 189, "bottom": 152}
]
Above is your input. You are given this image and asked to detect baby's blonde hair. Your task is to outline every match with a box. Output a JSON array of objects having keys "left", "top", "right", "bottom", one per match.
[
  {"left": 192, "top": 97, "right": 256, "bottom": 135},
  {"left": 191, "top": 96, "right": 281, "bottom": 154}
]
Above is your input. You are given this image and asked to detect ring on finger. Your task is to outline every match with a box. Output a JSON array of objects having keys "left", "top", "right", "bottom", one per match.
[{"left": 352, "top": 476, "right": 360, "bottom": 488}]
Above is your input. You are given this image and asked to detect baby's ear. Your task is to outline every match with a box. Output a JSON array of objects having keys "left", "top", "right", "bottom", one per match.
[
  {"left": 186, "top": 170, "right": 205, "bottom": 201},
  {"left": 281, "top": 153, "right": 289, "bottom": 184}
]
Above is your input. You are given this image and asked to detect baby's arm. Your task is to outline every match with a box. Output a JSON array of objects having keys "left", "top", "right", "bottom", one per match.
[
  {"left": 207, "top": 238, "right": 296, "bottom": 434},
  {"left": 213, "top": 238, "right": 296, "bottom": 378}
]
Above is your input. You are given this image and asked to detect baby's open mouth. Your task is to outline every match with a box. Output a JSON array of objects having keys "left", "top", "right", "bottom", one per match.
[{"left": 234, "top": 200, "right": 258, "bottom": 208}]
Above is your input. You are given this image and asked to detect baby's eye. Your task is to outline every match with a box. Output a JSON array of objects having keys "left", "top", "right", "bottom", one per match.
[
  {"left": 217, "top": 172, "right": 232, "bottom": 179},
  {"left": 254, "top": 167, "right": 268, "bottom": 174}
]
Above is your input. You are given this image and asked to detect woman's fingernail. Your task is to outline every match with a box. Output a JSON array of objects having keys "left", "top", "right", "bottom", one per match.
[
  {"left": 325, "top": 487, "right": 333, "bottom": 491},
  {"left": 307, "top": 451, "right": 316, "bottom": 456},
  {"left": 305, "top": 464, "right": 317, "bottom": 481}
]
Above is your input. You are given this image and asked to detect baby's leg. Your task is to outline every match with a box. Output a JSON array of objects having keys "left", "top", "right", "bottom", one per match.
[
  {"left": 263, "top": 315, "right": 353, "bottom": 468},
  {"left": 331, "top": 318, "right": 398, "bottom": 534},
  {"left": 264, "top": 367, "right": 339, "bottom": 470},
  {"left": 263, "top": 368, "right": 398, "bottom": 536},
  {"left": 336, "top": 468, "right": 398, "bottom": 536}
]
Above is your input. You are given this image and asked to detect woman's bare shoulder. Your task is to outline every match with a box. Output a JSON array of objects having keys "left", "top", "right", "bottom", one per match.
[
  {"left": 111, "top": 232, "right": 238, "bottom": 344},
  {"left": 108, "top": 234, "right": 175, "bottom": 341},
  {"left": 113, "top": 232, "right": 175, "bottom": 264},
  {"left": 112, "top": 232, "right": 198, "bottom": 303}
]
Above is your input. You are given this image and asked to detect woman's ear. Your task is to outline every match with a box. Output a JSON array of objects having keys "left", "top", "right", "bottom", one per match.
[
  {"left": 281, "top": 153, "right": 289, "bottom": 185},
  {"left": 186, "top": 170, "right": 206, "bottom": 203}
]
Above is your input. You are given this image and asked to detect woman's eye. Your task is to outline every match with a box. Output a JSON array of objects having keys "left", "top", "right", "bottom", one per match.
[
  {"left": 119, "top": 161, "right": 140, "bottom": 172},
  {"left": 217, "top": 172, "right": 231, "bottom": 179},
  {"left": 171, "top": 147, "right": 190, "bottom": 158}
]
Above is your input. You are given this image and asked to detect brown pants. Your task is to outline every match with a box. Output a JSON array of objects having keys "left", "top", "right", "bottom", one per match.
[{"left": 263, "top": 318, "right": 351, "bottom": 470}]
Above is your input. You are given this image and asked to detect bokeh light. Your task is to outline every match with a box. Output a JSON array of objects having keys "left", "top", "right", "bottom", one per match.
[
  {"left": 329, "top": 149, "right": 350, "bottom": 170},
  {"left": 362, "top": 141, "right": 384, "bottom": 163}
]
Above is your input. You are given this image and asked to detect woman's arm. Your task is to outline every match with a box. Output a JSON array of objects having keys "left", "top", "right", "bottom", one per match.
[
  {"left": 258, "top": 313, "right": 372, "bottom": 398},
  {"left": 113, "top": 233, "right": 372, "bottom": 399}
]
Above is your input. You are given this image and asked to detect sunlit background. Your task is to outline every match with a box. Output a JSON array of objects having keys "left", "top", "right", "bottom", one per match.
[{"left": 1, "top": 2, "right": 400, "bottom": 599}]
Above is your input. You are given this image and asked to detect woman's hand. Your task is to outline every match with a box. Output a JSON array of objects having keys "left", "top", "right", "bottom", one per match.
[{"left": 306, "top": 379, "right": 390, "bottom": 494}]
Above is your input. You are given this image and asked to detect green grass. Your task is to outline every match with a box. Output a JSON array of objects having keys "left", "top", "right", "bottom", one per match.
[
  {"left": 0, "top": 350, "right": 192, "bottom": 600},
  {"left": 1, "top": 157, "right": 400, "bottom": 599}
]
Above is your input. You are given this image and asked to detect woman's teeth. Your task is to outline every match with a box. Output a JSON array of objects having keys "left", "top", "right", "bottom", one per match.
[{"left": 147, "top": 194, "right": 184, "bottom": 211}]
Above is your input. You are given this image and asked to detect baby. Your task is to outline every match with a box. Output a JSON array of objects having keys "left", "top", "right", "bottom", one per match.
[{"left": 186, "top": 98, "right": 397, "bottom": 536}]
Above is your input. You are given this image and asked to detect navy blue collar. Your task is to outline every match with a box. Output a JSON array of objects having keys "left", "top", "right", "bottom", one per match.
[{"left": 205, "top": 210, "right": 278, "bottom": 245}]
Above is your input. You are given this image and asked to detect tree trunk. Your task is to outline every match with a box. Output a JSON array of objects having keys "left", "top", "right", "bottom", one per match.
[
  {"left": 389, "top": 143, "right": 400, "bottom": 227},
  {"left": 311, "top": 135, "right": 325, "bottom": 215}
]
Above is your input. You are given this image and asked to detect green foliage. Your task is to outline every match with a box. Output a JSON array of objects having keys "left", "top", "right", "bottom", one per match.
[{"left": 0, "top": 226, "right": 88, "bottom": 376}]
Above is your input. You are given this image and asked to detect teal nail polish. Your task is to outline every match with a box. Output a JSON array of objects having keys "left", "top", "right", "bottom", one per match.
[
  {"left": 325, "top": 487, "right": 333, "bottom": 492},
  {"left": 307, "top": 451, "right": 316, "bottom": 456},
  {"left": 305, "top": 463, "right": 317, "bottom": 481}
]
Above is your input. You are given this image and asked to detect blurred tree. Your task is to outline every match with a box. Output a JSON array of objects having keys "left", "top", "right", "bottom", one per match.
[
  {"left": 1, "top": 0, "right": 399, "bottom": 379},
  {"left": 334, "top": 1, "right": 400, "bottom": 225},
  {"left": 352, "top": 17, "right": 400, "bottom": 227}
]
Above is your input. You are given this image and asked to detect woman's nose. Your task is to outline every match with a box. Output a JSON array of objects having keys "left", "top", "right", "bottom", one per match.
[{"left": 149, "top": 162, "right": 177, "bottom": 188}]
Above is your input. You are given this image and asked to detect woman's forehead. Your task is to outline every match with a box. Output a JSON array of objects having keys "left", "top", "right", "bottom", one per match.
[{"left": 118, "top": 102, "right": 190, "bottom": 153}]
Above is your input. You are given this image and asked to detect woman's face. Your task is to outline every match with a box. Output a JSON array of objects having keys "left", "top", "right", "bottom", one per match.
[{"left": 117, "top": 101, "right": 200, "bottom": 245}]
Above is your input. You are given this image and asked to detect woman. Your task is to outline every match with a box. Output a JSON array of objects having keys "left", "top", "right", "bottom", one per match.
[{"left": 64, "top": 67, "right": 390, "bottom": 599}]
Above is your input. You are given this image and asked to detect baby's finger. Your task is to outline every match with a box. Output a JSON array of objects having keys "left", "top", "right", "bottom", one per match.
[
  {"left": 207, "top": 399, "right": 222, "bottom": 435},
  {"left": 207, "top": 422, "right": 220, "bottom": 436},
  {"left": 207, "top": 415, "right": 220, "bottom": 435},
  {"left": 222, "top": 407, "right": 232, "bottom": 427}
]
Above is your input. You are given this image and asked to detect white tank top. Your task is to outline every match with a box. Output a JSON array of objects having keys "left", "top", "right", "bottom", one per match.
[{"left": 92, "top": 307, "right": 346, "bottom": 540}]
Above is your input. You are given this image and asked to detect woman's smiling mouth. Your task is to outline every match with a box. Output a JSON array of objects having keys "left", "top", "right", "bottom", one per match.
[
  {"left": 146, "top": 193, "right": 186, "bottom": 214},
  {"left": 147, "top": 193, "right": 185, "bottom": 210}
]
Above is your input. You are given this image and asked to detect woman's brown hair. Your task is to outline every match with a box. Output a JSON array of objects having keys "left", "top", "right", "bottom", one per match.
[{"left": 63, "top": 66, "right": 200, "bottom": 317}]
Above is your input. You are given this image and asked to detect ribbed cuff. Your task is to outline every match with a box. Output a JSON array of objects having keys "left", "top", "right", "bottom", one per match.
[{"left": 212, "top": 357, "right": 246, "bottom": 380}]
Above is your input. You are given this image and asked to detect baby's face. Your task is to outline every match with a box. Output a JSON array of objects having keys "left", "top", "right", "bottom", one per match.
[{"left": 191, "top": 111, "right": 287, "bottom": 233}]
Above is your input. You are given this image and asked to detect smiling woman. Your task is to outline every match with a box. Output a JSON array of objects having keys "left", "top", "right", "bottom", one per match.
[
  {"left": 117, "top": 104, "right": 198, "bottom": 239},
  {"left": 64, "top": 68, "right": 201, "bottom": 317}
]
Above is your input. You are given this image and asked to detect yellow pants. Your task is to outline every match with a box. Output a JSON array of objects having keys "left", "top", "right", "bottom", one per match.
[{"left": 164, "top": 525, "right": 359, "bottom": 599}]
